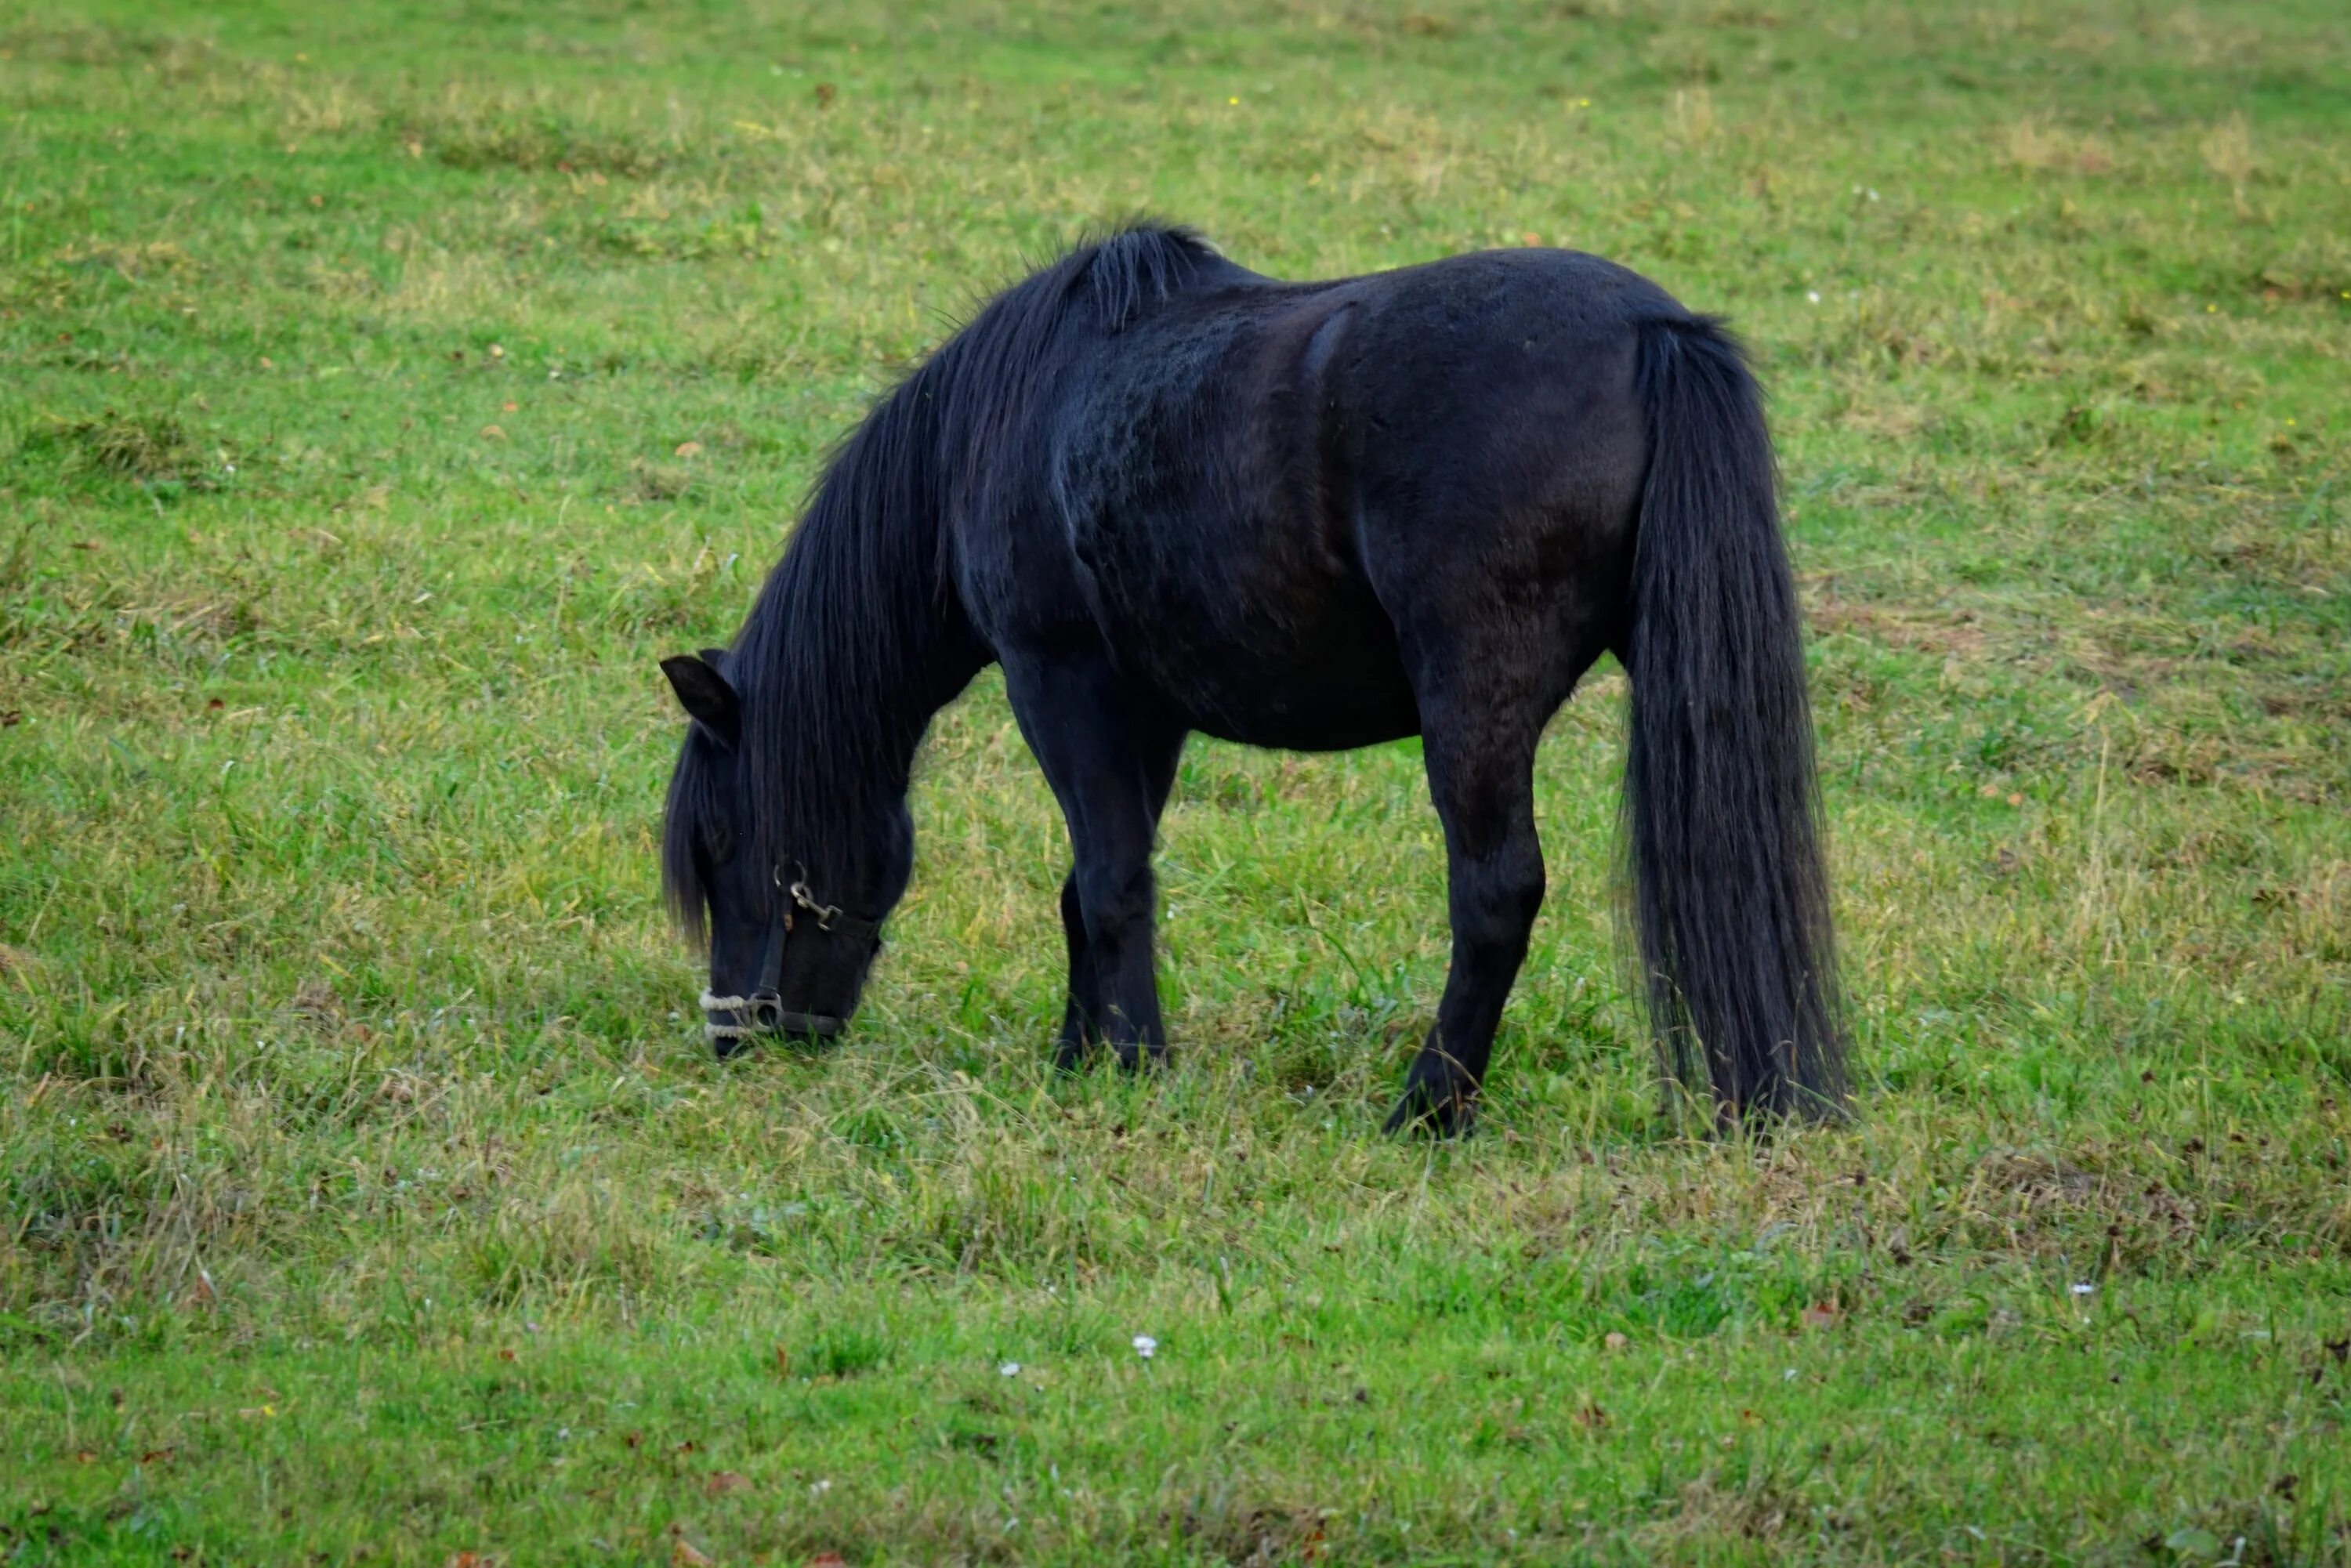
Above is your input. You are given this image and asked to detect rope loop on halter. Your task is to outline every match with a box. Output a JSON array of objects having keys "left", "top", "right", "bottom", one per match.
[
  {"left": 699, "top": 990, "right": 849, "bottom": 1039},
  {"left": 697, "top": 989, "right": 849, "bottom": 1039}
]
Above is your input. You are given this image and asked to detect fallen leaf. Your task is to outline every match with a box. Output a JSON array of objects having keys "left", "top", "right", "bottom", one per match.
[
  {"left": 502, "top": 401, "right": 518, "bottom": 413},
  {"left": 674, "top": 440, "right": 704, "bottom": 458},
  {"left": 1603, "top": 1331, "right": 1628, "bottom": 1351},
  {"left": 73, "top": 1450, "right": 98, "bottom": 1464},
  {"left": 810, "top": 1555, "right": 847, "bottom": 1567},
  {"left": 480, "top": 425, "right": 506, "bottom": 441},
  {"left": 1801, "top": 1302, "right": 1841, "bottom": 1330},
  {"left": 705, "top": 1471, "right": 752, "bottom": 1496},
  {"left": 672, "top": 1542, "right": 714, "bottom": 1567}
]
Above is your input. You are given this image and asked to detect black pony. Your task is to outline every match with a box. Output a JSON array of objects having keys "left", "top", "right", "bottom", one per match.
[{"left": 660, "top": 225, "right": 1845, "bottom": 1132}]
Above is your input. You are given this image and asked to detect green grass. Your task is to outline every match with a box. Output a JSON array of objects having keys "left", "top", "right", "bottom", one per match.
[{"left": 3, "top": 0, "right": 2349, "bottom": 1561}]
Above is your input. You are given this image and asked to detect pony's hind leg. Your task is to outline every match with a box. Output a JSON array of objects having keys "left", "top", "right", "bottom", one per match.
[
  {"left": 1378, "top": 581, "right": 1612, "bottom": 1134},
  {"left": 1382, "top": 694, "right": 1549, "bottom": 1136},
  {"left": 1003, "top": 650, "right": 1186, "bottom": 1070}
]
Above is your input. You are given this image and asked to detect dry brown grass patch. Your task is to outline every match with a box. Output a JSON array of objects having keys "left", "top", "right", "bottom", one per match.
[
  {"left": 1808, "top": 596, "right": 1990, "bottom": 658},
  {"left": 2005, "top": 117, "right": 2116, "bottom": 176}
]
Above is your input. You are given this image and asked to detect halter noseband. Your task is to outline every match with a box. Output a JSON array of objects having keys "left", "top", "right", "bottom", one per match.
[{"left": 700, "top": 871, "right": 882, "bottom": 1045}]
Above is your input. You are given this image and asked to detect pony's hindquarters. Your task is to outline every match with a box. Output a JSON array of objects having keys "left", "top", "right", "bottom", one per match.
[{"left": 1623, "top": 317, "right": 1847, "bottom": 1120}]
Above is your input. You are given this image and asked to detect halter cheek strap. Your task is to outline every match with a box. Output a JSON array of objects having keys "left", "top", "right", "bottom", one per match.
[{"left": 699, "top": 876, "right": 882, "bottom": 1045}]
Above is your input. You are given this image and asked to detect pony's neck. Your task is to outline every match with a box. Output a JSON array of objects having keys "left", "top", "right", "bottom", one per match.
[
  {"left": 774, "top": 538, "right": 981, "bottom": 770},
  {"left": 732, "top": 465, "right": 984, "bottom": 896}
]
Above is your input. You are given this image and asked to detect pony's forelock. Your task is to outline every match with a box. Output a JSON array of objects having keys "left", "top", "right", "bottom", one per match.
[{"left": 660, "top": 727, "right": 718, "bottom": 951}]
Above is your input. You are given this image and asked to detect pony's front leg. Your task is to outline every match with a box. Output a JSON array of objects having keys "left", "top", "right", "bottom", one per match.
[
  {"left": 1003, "top": 653, "right": 1186, "bottom": 1070},
  {"left": 1053, "top": 871, "right": 1103, "bottom": 1070}
]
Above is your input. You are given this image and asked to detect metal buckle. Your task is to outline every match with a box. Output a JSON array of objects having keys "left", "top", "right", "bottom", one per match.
[{"left": 788, "top": 865, "right": 842, "bottom": 931}]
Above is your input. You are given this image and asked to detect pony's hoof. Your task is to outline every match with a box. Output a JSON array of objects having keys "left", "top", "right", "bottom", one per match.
[{"left": 1382, "top": 1083, "right": 1477, "bottom": 1139}]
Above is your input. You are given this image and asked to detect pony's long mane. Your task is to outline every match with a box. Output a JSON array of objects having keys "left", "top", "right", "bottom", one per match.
[{"left": 662, "top": 224, "right": 1219, "bottom": 937}]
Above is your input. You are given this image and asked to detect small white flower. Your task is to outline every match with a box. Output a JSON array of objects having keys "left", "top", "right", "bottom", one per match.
[
  {"left": 998, "top": 1361, "right": 1021, "bottom": 1377},
  {"left": 2070, "top": 1282, "right": 2095, "bottom": 1296},
  {"left": 1132, "top": 1334, "right": 1157, "bottom": 1359},
  {"left": 1806, "top": 290, "right": 1821, "bottom": 304}
]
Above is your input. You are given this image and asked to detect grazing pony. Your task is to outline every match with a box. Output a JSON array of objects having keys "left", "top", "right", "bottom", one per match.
[{"left": 660, "top": 225, "right": 1845, "bottom": 1132}]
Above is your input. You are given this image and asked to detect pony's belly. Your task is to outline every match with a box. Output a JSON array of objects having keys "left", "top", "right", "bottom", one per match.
[
  {"left": 1188, "top": 678, "right": 1419, "bottom": 751},
  {"left": 1130, "top": 623, "right": 1420, "bottom": 752}
]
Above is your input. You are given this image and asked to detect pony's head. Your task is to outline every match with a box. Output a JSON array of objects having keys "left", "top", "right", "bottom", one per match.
[{"left": 659, "top": 649, "right": 911, "bottom": 1056}]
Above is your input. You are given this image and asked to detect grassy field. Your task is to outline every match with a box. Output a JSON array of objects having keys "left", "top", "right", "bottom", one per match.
[{"left": 3, "top": 0, "right": 2349, "bottom": 1561}]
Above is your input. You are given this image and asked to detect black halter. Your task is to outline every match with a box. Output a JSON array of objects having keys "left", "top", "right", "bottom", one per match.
[{"left": 701, "top": 871, "right": 882, "bottom": 1045}]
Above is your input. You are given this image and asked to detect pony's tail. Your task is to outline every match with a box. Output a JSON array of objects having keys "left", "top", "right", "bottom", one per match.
[{"left": 1621, "top": 317, "right": 1846, "bottom": 1122}]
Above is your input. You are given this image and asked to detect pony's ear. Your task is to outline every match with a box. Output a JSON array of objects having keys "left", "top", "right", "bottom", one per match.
[{"left": 661, "top": 654, "right": 741, "bottom": 748}]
